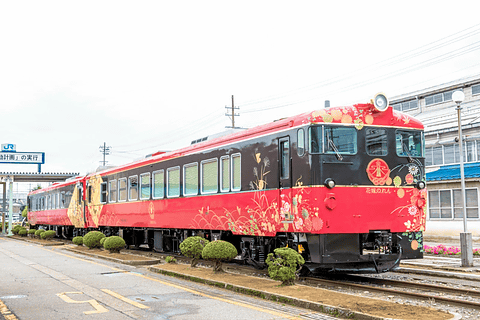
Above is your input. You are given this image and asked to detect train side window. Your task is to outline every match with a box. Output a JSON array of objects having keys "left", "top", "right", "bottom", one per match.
[
  {"left": 280, "top": 139, "right": 290, "bottom": 179},
  {"left": 167, "top": 167, "right": 180, "bottom": 198},
  {"left": 201, "top": 158, "right": 218, "bottom": 194},
  {"left": 100, "top": 182, "right": 107, "bottom": 203},
  {"left": 231, "top": 153, "right": 241, "bottom": 191},
  {"left": 140, "top": 173, "right": 151, "bottom": 200},
  {"left": 220, "top": 156, "right": 230, "bottom": 192},
  {"left": 47, "top": 195, "right": 51, "bottom": 210},
  {"left": 118, "top": 178, "right": 127, "bottom": 202},
  {"left": 109, "top": 180, "right": 117, "bottom": 202},
  {"left": 60, "top": 191, "right": 66, "bottom": 208},
  {"left": 153, "top": 170, "right": 164, "bottom": 199},
  {"left": 184, "top": 163, "right": 198, "bottom": 196},
  {"left": 309, "top": 126, "right": 322, "bottom": 153},
  {"left": 324, "top": 126, "right": 357, "bottom": 154},
  {"left": 128, "top": 175, "right": 138, "bottom": 201},
  {"left": 297, "top": 129, "right": 305, "bottom": 156},
  {"left": 366, "top": 128, "right": 388, "bottom": 156}
]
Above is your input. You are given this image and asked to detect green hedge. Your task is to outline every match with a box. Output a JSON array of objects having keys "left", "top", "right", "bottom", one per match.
[
  {"left": 202, "top": 240, "right": 237, "bottom": 272},
  {"left": 103, "top": 236, "right": 126, "bottom": 253},
  {"left": 83, "top": 231, "right": 105, "bottom": 249},
  {"left": 41, "top": 230, "right": 56, "bottom": 240},
  {"left": 72, "top": 236, "right": 83, "bottom": 246},
  {"left": 35, "top": 229, "right": 45, "bottom": 238},
  {"left": 180, "top": 236, "right": 209, "bottom": 267}
]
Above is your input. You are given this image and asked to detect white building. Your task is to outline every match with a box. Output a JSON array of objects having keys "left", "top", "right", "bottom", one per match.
[{"left": 391, "top": 75, "right": 480, "bottom": 237}]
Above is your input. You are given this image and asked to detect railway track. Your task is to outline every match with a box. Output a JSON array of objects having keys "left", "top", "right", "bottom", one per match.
[{"left": 303, "top": 274, "right": 480, "bottom": 310}]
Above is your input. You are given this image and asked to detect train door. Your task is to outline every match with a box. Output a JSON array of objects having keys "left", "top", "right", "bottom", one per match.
[{"left": 278, "top": 137, "right": 294, "bottom": 222}]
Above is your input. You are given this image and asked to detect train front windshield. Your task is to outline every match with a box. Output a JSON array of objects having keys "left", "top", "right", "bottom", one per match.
[{"left": 396, "top": 130, "right": 424, "bottom": 158}]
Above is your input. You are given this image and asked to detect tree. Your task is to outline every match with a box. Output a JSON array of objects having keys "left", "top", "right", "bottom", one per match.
[
  {"left": 180, "top": 236, "right": 209, "bottom": 267},
  {"left": 265, "top": 247, "right": 305, "bottom": 286},
  {"left": 201, "top": 240, "right": 237, "bottom": 273}
]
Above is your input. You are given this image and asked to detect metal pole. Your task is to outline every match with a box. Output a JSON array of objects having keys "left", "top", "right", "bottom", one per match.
[
  {"left": 7, "top": 177, "right": 13, "bottom": 236},
  {"left": 457, "top": 105, "right": 473, "bottom": 267},
  {"left": 231, "top": 95, "right": 235, "bottom": 128},
  {"left": 1, "top": 182, "right": 5, "bottom": 235}
]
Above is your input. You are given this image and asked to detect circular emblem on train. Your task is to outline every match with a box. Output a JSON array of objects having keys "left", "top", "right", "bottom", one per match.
[{"left": 366, "top": 158, "right": 391, "bottom": 186}]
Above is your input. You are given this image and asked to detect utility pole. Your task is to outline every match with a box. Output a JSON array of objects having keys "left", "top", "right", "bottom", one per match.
[
  {"left": 225, "top": 95, "right": 240, "bottom": 128},
  {"left": 99, "top": 142, "right": 111, "bottom": 166}
]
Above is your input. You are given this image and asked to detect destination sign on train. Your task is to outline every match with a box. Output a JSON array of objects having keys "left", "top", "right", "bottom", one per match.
[{"left": 0, "top": 151, "right": 45, "bottom": 164}]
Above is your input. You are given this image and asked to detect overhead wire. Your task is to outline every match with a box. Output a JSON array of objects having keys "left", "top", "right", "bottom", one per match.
[{"left": 239, "top": 23, "right": 480, "bottom": 111}]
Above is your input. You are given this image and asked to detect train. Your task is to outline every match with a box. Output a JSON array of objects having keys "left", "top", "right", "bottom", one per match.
[{"left": 27, "top": 93, "right": 427, "bottom": 274}]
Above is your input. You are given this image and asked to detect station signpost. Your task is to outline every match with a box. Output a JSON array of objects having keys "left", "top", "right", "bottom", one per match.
[{"left": 1, "top": 144, "right": 45, "bottom": 235}]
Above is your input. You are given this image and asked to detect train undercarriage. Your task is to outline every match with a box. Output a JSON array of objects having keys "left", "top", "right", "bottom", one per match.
[{"left": 41, "top": 225, "right": 422, "bottom": 274}]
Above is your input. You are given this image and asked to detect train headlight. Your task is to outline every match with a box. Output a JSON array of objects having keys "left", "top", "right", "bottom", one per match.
[
  {"left": 373, "top": 93, "right": 389, "bottom": 112},
  {"left": 324, "top": 178, "right": 336, "bottom": 189},
  {"left": 416, "top": 181, "right": 426, "bottom": 190}
]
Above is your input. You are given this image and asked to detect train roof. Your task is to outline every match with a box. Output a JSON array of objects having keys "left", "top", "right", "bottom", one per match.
[
  {"left": 87, "top": 102, "right": 423, "bottom": 178},
  {"left": 28, "top": 100, "right": 424, "bottom": 191}
]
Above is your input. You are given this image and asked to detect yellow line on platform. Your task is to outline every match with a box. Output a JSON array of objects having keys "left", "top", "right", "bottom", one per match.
[{"left": 101, "top": 289, "right": 149, "bottom": 309}]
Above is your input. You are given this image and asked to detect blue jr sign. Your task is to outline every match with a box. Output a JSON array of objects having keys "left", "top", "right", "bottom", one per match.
[
  {"left": 0, "top": 143, "right": 45, "bottom": 172},
  {"left": 1, "top": 144, "right": 16, "bottom": 152}
]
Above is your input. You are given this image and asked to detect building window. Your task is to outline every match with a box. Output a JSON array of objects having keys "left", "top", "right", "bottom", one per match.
[
  {"left": 184, "top": 163, "right": 198, "bottom": 196},
  {"left": 425, "top": 89, "right": 462, "bottom": 106},
  {"left": 153, "top": 170, "right": 164, "bottom": 199},
  {"left": 231, "top": 153, "right": 241, "bottom": 191},
  {"left": 109, "top": 180, "right": 117, "bottom": 202},
  {"left": 201, "top": 159, "right": 218, "bottom": 194},
  {"left": 128, "top": 175, "right": 138, "bottom": 201},
  {"left": 429, "top": 188, "right": 479, "bottom": 219},
  {"left": 392, "top": 100, "right": 418, "bottom": 112},
  {"left": 220, "top": 156, "right": 230, "bottom": 192},
  {"left": 366, "top": 128, "right": 387, "bottom": 156},
  {"left": 425, "top": 142, "right": 478, "bottom": 167},
  {"left": 472, "top": 84, "right": 480, "bottom": 95},
  {"left": 167, "top": 167, "right": 180, "bottom": 198},
  {"left": 118, "top": 178, "right": 127, "bottom": 202},
  {"left": 140, "top": 173, "right": 151, "bottom": 200}
]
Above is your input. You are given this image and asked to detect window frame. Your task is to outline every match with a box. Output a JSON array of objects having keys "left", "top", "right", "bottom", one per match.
[
  {"left": 140, "top": 172, "right": 151, "bottom": 200},
  {"left": 324, "top": 125, "right": 358, "bottom": 155},
  {"left": 118, "top": 177, "right": 127, "bottom": 202},
  {"left": 152, "top": 170, "right": 165, "bottom": 199},
  {"left": 365, "top": 127, "right": 388, "bottom": 156},
  {"left": 231, "top": 153, "right": 241, "bottom": 191},
  {"left": 428, "top": 188, "right": 479, "bottom": 220},
  {"left": 183, "top": 162, "right": 199, "bottom": 196},
  {"left": 167, "top": 166, "right": 181, "bottom": 198},
  {"left": 201, "top": 158, "right": 218, "bottom": 194},
  {"left": 297, "top": 128, "right": 305, "bottom": 156},
  {"left": 109, "top": 179, "right": 117, "bottom": 203},
  {"left": 128, "top": 175, "right": 139, "bottom": 201},
  {"left": 220, "top": 156, "right": 230, "bottom": 192},
  {"left": 100, "top": 182, "right": 108, "bottom": 204}
]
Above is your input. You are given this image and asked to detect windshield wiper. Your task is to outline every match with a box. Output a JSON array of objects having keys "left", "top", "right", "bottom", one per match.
[
  {"left": 328, "top": 138, "right": 343, "bottom": 161},
  {"left": 403, "top": 143, "right": 414, "bottom": 162}
]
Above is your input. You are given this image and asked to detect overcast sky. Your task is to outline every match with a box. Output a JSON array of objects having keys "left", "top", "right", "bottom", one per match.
[{"left": 2, "top": 1, "right": 480, "bottom": 191}]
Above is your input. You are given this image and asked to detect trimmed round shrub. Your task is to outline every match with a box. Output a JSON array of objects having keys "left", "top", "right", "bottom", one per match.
[
  {"left": 100, "top": 237, "right": 106, "bottom": 246},
  {"left": 201, "top": 240, "right": 238, "bottom": 272},
  {"left": 266, "top": 247, "right": 305, "bottom": 286},
  {"left": 18, "top": 229, "right": 28, "bottom": 237},
  {"left": 180, "top": 236, "right": 209, "bottom": 267},
  {"left": 12, "top": 225, "right": 22, "bottom": 234},
  {"left": 28, "top": 229, "right": 36, "bottom": 237},
  {"left": 103, "top": 236, "right": 126, "bottom": 253},
  {"left": 165, "top": 256, "right": 177, "bottom": 263},
  {"left": 42, "top": 230, "right": 56, "bottom": 240},
  {"left": 83, "top": 231, "right": 105, "bottom": 249},
  {"left": 35, "top": 229, "right": 45, "bottom": 238},
  {"left": 72, "top": 236, "right": 84, "bottom": 246}
]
